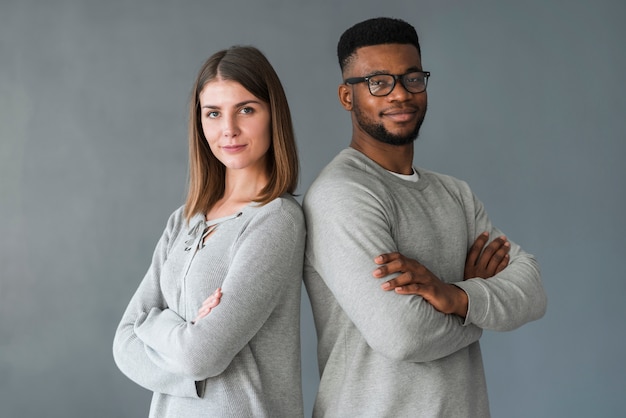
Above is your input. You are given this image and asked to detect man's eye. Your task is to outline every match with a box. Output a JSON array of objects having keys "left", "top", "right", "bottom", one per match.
[{"left": 369, "top": 76, "right": 393, "bottom": 88}]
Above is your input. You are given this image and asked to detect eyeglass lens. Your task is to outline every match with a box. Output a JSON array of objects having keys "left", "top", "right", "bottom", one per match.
[{"left": 368, "top": 72, "right": 427, "bottom": 96}]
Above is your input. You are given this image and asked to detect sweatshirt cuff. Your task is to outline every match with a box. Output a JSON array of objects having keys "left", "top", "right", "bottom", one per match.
[
  {"left": 453, "top": 279, "right": 489, "bottom": 327},
  {"left": 134, "top": 308, "right": 183, "bottom": 345}
]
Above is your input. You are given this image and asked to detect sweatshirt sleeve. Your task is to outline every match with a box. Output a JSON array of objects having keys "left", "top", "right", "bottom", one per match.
[
  {"left": 132, "top": 201, "right": 305, "bottom": 381},
  {"left": 112, "top": 208, "right": 201, "bottom": 398},
  {"left": 454, "top": 193, "right": 547, "bottom": 331},
  {"left": 303, "top": 177, "right": 483, "bottom": 363}
]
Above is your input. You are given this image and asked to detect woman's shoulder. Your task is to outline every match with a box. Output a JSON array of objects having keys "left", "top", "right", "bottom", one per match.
[
  {"left": 165, "top": 205, "right": 199, "bottom": 229},
  {"left": 261, "top": 194, "right": 303, "bottom": 214},
  {"left": 162, "top": 205, "right": 186, "bottom": 230},
  {"left": 252, "top": 194, "right": 304, "bottom": 225}
]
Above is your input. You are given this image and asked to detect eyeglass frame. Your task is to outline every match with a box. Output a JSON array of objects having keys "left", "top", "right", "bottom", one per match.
[{"left": 343, "top": 70, "right": 430, "bottom": 96}]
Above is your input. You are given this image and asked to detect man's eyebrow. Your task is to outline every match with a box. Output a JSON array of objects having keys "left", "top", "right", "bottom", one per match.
[
  {"left": 201, "top": 99, "right": 263, "bottom": 109},
  {"left": 364, "top": 66, "right": 423, "bottom": 77},
  {"left": 364, "top": 70, "right": 389, "bottom": 77}
]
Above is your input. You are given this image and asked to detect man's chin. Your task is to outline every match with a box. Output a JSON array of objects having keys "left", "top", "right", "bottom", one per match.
[
  {"left": 373, "top": 129, "right": 419, "bottom": 146},
  {"left": 356, "top": 116, "right": 422, "bottom": 146},
  {"left": 380, "top": 122, "right": 422, "bottom": 144}
]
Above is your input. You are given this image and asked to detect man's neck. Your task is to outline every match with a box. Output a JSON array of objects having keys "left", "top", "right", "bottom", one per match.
[{"left": 349, "top": 137, "right": 414, "bottom": 175}]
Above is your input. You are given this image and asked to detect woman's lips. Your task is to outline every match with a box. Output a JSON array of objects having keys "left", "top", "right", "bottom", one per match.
[{"left": 221, "top": 144, "right": 247, "bottom": 153}]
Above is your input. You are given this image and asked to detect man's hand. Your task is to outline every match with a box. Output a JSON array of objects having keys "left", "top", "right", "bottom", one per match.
[
  {"left": 464, "top": 232, "right": 510, "bottom": 280},
  {"left": 373, "top": 254, "right": 468, "bottom": 317},
  {"left": 192, "top": 287, "right": 222, "bottom": 324},
  {"left": 372, "top": 233, "right": 509, "bottom": 317}
]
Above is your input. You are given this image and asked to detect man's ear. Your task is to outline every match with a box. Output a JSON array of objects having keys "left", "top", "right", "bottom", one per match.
[{"left": 338, "top": 84, "right": 353, "bottom": 111}]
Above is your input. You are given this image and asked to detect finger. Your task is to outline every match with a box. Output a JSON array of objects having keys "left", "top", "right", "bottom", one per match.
[
  {"left": 206, "top": 296, "right": 221, "bottom": 309},
  {"left": 373, "top": 265, "right": 388, "bottom": 278},
  {"left": 203, "top": 294, "right": 222, "bottom": 310},
  {"left": 381, "top": 271, "right": 420, "bottom": 290},
  {"left": 485, "top": 240, "right": 510, "bottom": 272},
  {"left": 394, "top": 283, "right": 438, "bottom": 305},
  {"left": 195, "top": 308, "right": 212, "bottom": 321},
  {"left": 201, "top": 295, "right": 214, "bottom": 308},
  {"left": 372, "top": 259, "right": 402, "bottom": 278},
  {"left": 467, "top": 232, "right": 489, "bottom": 267},
  {"left": 382, "top": 262, "right": 435, "bottom": 290},
  {"left": 202, "top": 299, "right": 216, "bottom": 310},
  {"left": 495, "top": 254, "right": 510, "bottom": 274},
  {"left": 475, "top": 237, "right": 500, "bottom": 269},
  {"left": 203, "top": 288, "right": 222, "bottom": 305},
  {"left": 373, "top": 257, "right": 407, "bottom": 278},
  {"left": 198, "top": 288, "right": 222, "bottom": 315},
  {"left": 393, "top": 283, "right": 421, "bottom": 295},
  {"left": 477, "top": 236, "right": 507, "bottom": 270},
  {"left": 374, "top": 252, "right": 401, "bottom": 265}
]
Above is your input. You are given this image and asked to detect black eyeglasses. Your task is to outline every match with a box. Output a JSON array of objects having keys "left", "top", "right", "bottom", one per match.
[{"left": 344, "top": 71, "right": 430, "bottom": 96}]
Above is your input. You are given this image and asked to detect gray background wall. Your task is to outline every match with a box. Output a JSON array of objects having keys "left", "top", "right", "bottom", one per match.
[{"left": 1, "top": 0, "right": 624, "bottom": 417}]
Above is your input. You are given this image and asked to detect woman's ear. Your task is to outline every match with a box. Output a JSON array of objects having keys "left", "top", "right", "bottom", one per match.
[{"left": 338, "top": 84, "right": 353, "bottom": 111}]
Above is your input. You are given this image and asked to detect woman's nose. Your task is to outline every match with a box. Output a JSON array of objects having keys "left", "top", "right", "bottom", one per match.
[{"left": 222, "top": 115, "right": 240, "bottom": 138}]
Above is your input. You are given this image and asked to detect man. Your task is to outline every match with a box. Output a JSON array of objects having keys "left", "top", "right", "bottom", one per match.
[{"left": 303, "top": 17, "right": 547, "bottom": 417}]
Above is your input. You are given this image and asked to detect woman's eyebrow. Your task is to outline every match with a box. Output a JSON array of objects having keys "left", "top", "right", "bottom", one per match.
[{"left": 201, "top": 99, "right": 262, "bottom": 109}]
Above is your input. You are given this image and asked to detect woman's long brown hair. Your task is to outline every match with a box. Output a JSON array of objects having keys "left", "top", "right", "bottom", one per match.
[{"left": 184, "top": 46, "right": 299, "bottom": 221}]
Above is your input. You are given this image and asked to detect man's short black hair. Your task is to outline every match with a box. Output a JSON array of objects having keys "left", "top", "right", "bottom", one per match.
[{"left": 337, "top": 17, "right": 421, "bottom": 72}]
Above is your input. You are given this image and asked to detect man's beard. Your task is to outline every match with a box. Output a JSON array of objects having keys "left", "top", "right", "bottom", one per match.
[{"left": 354, "top": 105, "right": 426, "bottom": 146}]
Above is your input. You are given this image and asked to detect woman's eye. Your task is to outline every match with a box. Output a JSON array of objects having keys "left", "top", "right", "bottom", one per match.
[
  {"left": 240, "top": 107, "right": 254, "bottom": 114},
  {"left": 207, "top": 111, "right": 219, "bottom": 118}
]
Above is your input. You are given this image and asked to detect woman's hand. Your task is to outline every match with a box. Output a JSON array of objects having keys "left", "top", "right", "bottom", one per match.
[{"left": 193, "top": 288, "right": 222, "bottom": 323}]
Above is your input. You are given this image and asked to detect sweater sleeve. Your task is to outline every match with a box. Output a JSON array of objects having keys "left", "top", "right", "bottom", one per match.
[
  {"left": 112, "top": 208, "right": 201, "bottom": 398},
  {"left": 132, "top": 201, "right": 305, "bottom": 381},
  {"left": 454, "top": 192, "right": 547, "bottom": 331},
  {"left": 303, "top": 177, "right": 483, "bottom": 363}
]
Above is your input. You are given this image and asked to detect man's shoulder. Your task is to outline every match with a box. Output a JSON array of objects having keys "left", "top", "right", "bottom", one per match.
[
  {"left": 417, "top": 168, "right": 472, "bottom": 195},
  {"left": 306, "top": 149, "right": 382, "bottom": 194},
  {"left": 315, "top": 148, "right": 365, "bottom": 175}
]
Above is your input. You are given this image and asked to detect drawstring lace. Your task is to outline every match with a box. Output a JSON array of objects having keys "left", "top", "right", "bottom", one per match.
[{"left": 184, "top": 212, "right": 243, "bottom": 251}]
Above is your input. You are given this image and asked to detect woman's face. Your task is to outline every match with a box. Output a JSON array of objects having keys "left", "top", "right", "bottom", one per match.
[{"left": 199, "top": 79, "right": 271, "bottom": 176}]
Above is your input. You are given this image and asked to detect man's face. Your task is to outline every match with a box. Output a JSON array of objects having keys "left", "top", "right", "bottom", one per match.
[{"left": 343, "top": 43, "right": 427, "bottom": 146}]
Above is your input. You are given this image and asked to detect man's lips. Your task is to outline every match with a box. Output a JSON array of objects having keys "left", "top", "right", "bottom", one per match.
[{"left": 381, "top": 108, "right": 419, "bottom": 122}]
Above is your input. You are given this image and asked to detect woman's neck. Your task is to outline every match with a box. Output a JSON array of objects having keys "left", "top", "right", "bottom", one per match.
[{"left": 206, "top": 168, "right": 269, "bottom": 221}]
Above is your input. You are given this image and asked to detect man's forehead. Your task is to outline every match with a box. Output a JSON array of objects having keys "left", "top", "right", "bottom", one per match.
[{"left": 346, "top": 43, "right": 422, "bottom": 74}]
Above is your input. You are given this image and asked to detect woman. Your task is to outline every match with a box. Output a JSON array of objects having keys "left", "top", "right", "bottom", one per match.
[{"left": 113, "top": 46, "right": 305, "bottom": 417}]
